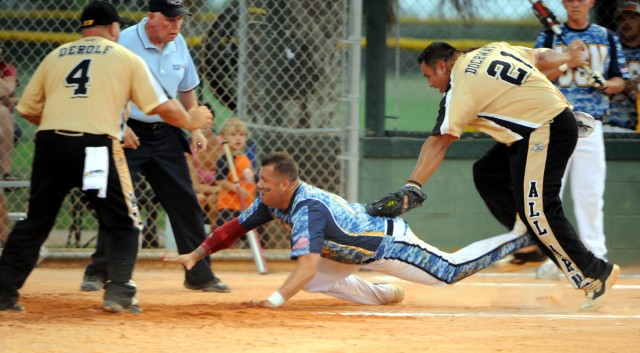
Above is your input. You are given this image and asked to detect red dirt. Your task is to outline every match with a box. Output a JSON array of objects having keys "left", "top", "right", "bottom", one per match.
[{"left": 1, "top": 261, "right": 638, "bottom": 353}]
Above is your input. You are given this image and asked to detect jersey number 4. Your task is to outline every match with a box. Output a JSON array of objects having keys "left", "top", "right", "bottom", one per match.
[{"left": 65, "top": 59, "right": 92, "bottom": 97}]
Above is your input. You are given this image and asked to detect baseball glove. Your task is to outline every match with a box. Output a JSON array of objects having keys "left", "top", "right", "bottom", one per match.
[{"left": 365, "top": 185, "right": 427, "bottom": 217}]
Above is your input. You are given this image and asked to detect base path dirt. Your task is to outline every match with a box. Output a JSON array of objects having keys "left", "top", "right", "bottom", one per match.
[{"left": 1, "top": 261, "right": 639, "bottom": 353}]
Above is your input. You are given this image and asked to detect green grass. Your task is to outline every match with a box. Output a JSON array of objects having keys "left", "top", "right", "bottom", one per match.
[
  {"left": 359, "top": 73, "right": 442, "bottom": 134},
  {"left": 385, "top": 74, "right": 442, "bottom": 133}
]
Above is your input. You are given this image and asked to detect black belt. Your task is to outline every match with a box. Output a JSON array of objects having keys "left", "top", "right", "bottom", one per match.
[
  {"left": 127, "top": 119, "right": 167, "bottom": 130},
  {"left": 386, "top": 219, "right": 394, "bottom": 235}
]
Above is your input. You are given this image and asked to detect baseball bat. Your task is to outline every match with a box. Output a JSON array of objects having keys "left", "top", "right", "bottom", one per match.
[
  {"left": 529, "top": 0, "right": 605, "bottom": 86},
  {"left": 222, "top": 141, "right": 268, "bottom": 274}
]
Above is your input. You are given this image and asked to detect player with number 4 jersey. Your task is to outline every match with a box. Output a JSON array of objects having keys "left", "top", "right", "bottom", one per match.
[{"left": 0, "top": 0, "right": 212, "bottom": 314}]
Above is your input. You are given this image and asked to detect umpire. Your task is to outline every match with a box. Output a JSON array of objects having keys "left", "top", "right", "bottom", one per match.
[
  {"left": 81, "top": 0, "right": 229, "bottom": 293},
  {"left": 0, "top": 0, "right": 212, "bottom": 313}
]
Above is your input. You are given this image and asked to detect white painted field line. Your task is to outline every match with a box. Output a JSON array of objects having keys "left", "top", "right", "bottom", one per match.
[
  {"left": 458, "top": 283, "right": 640, "bottom": 290},
  {"left": 371, "top": 275, "right": 640, "bottom": 289},
  {"left": 318, "top": 312, "right": 640, "bottom": 320},
  {"left": 475, "top": 272, "right": 640, "bottom": 279}
]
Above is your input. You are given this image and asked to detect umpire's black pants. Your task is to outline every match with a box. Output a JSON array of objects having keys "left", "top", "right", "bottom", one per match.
[
  {"left": 0, "top": 130, "right": 139, "bottom": 309},
  {"left": 473, "top": 108, "right": 610, "bottom": 288},
  {"left": 85, "top": 121, "right": 217, "bottom": 286}
]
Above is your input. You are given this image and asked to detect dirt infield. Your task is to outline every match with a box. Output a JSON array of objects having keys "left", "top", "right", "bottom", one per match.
[{"left": 1, "top": 260, "right": 638, "bottom": 353}]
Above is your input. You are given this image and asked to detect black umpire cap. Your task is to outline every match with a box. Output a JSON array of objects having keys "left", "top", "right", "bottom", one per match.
[
  {"left": 149, "top": 0, "right": 192, "bottom": 18},
  {"left": 80, "top": 1, "right": 126, "bottom": 28}
]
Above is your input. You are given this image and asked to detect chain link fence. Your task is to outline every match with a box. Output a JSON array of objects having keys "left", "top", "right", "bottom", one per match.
[
  {"left": 384, "top": 0, "right": 629, "bottom": 132},
  {"left": 0, "top": 0, "right": 632, "bottom": 251}
]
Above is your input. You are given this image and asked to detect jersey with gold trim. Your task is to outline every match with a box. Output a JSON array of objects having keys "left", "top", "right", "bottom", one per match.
[
  {"left": 17, "top": 36, "right": 168, "bottom": 140},
  {"left": 433, "top": 42, "right": 571, "bottom": 144},
  {"left": 238, "top": 181, "right": 391, "bottom": 264}
]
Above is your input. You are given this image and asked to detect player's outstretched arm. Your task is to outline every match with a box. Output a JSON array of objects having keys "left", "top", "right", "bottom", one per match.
[
  {"left": 366, "top": 134, "right": 454, "bottom": 217},
  {"left": 161, "top": 248, "right": 204, "bottom": 271},
  {"left": 162, "top": 218, "right": 246, "bottom": 269},
  {"left": 242, "top": 253, "right": 320, "bottom": 308},
  {"left": 151, "top": 99, "right": 213, "bottom": 130}
]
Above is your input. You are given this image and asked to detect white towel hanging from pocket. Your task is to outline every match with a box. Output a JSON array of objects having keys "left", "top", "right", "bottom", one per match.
[{"left": 82, "top": 146, "right": 109, "bottom": 198}]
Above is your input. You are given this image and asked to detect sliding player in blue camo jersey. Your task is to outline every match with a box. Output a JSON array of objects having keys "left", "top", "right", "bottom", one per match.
[{"left": 163, "top": 152, "right": 535, "bottom": 308}]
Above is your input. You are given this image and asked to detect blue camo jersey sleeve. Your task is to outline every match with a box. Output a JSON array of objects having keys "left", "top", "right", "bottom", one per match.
[
  {"left": 289, "top": 203, "right": 326, "bottom": 258},
  {"left": 239, "top": 181, "right": 392, "bottom": 264},
  {"left": 238, "top": 197, "right": 274, "bottom": 230},
  {"left": 534, "top": 25, "right": 630, "bottom": 118}
]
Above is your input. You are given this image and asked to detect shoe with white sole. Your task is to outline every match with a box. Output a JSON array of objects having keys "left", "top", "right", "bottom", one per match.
[
  {"left": 535, "top": 260, "right": 562, "bottom": 281},
  {"left": 376, "top": 282, "right": 405, "bottom": 304},
  {"left": 580, "top": 264, "right": 620, "bottom": 311},
  {"left": 102, "top": 300, "right": 143, "bottom": 314},
  {"left": 494, "top": 245, "right": 548, "bottom": 272}
]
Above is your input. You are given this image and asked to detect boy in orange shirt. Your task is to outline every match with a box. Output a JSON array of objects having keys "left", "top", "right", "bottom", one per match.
[{"left": 215, "top": 118, "right": 256, "bottom": 246}]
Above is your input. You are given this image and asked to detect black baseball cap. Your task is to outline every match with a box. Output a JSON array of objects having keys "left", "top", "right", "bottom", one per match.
[
  {"left": 148, "top": 0, "right": 192, "bottom": 18},
  {"left": 80, "top": 1, "right": 125, "bottom": 28},
  {"left": 615, "top": 1, "right": 640, "bottom": 19}
]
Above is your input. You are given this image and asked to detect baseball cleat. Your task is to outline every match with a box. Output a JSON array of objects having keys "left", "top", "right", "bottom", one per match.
[
  {"left": 375, "top": 283, "right": 405, "bottom": 304},
  {"left": 389, "top": 283, "right": 405, "bottom": 304},
  {"left": 0, "top": 303, "right": 25, "bottom": 312},
  {"left": 580, "top": 264, "right": 620, "bottom": 311},
  {"left": 494, "top": 245, "right": 548, "bottom": 272},
  {"left": 81, "top": 273, "right": 106, "bottom": 292},
  {"left": 535, "top": 260, "right": 562, "bottom": 280},
  {"left": 184, "top": 278, "right": 231, "bottom": 293},
  {"left": 102, "top": 300, "right": 143, "bottom": 314}
]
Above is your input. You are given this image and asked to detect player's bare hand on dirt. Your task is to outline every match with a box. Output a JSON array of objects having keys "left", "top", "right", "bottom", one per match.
[
  {"left": 241, "top": 300, "right": 278, "bottom": 308},
  {"left": 161, "top": 253, "right": 197, "bottom": 271},
  {"left": 123, "top": 128, "right": 140, "bottom": 149}
]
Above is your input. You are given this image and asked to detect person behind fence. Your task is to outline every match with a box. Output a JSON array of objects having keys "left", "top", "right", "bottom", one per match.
[
  {"left": 607, "top": 1, "right": 640, "bottom": 133},
  {"left": 81, "top": 0, "right": 230, "bottom": 294},
  {"left": 365, "top": 41, "right": 620, "bottom": 311},
  {"left": 524, "top": 0, "right": 629, "bottom": 279},
  {"left": 187, "top": 126, "right": 224, "bottom": 229},
  {"left": 0, "top": 0, "right": 213, "bottom": 313},
  {"left": 0, "top": 45, "right": 19, "bottom": 182},
  {"left": 0, "top": 44, "right": 18, "bottom": 247},
  {"left": 214, "top": 117, "right": 256, "bottom": 248},
  {"left": 162, "top": 151, "right": 537, "bottom": 308}
]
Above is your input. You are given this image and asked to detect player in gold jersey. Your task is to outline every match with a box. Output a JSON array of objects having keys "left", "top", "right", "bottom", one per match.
[
  {"left": 0, "top": 1, "right": 212, "bottom": 313},
  {"left": 367, "top": 41, "right": 619, "bottom": 311}
]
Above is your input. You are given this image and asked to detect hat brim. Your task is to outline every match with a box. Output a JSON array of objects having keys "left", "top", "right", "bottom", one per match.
[
  {"left": 160, "top": 7, "right": 191, "bottom": 18},
  {"left": 615, "top": 9, "right": 640, "bottom": 18}
]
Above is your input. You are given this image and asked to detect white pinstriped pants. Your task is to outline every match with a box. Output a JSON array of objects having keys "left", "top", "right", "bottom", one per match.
[
  {"left": 561, "top": 120, "right": 607, "bottom": 260},
  {"left": 303, "top": 220, "right": 532, "bottom": 305}
]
